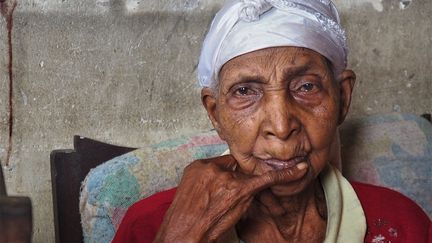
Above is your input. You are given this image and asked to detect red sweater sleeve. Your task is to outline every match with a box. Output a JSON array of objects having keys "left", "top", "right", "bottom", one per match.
[
  {"left": 112, "top": 188, "right": 177, "bottom": 243},
  {"left": 351, "top": 182, "right": 431, "bottom": 243}
]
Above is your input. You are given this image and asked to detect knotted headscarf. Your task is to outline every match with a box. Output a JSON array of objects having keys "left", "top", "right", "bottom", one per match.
[{"left": 197, "top": 0, "right": 347, "bottom": 87}]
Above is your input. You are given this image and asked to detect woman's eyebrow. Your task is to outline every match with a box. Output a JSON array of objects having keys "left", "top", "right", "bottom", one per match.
[
  {"left": 221, "top": 73, "right": 266, "bottom": 94},
  {"left": 281, "top": 64, "right": 312, "bottom": 80},
  {"left": 227, "top": 61, "right": 318, "bottom": 84},
  {"left": 235, "top": 73, "right": 267, "bottom": 84}
]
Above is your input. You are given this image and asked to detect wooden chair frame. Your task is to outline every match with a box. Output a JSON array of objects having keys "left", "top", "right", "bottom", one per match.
[{"left": 50, "top": 136, "right": 135, "bottom": 243}]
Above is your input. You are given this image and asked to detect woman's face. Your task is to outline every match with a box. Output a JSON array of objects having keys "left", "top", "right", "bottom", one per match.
[{"left": 202, "top": 47, "right": 355, "bottom": 196}]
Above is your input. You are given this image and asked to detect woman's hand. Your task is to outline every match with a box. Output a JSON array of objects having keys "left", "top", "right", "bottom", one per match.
[{"left": 154, "top": 155, "right": 308, "bottom": 243}]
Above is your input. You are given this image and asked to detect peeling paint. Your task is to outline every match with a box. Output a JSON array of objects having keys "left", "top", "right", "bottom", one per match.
[
  {"left": 125, "top": 0, "right": 140, "bottom": 12},
  {"left": 96, "top": 0, "right": 110, "bottom": 8},
  {"left": 20, "top": 90, "right": 28, "bottom": 106},
  {"left": 393, "top": 104, "right": 401, "bottom": 112},
  {"left": 339, "top": 0, "right": 411, "bottom": 12},
  {"left": 399, "top": 0, "right": 412, "bottom": 10},
  {"left": 368, "top": 0, "right": 383, "bottom": 12},
  {"left": 0, "top": 0, "right": 17, "bottom": 167},
  {"left": 335, "top": 0, "right": 383, "bottom": 12}
]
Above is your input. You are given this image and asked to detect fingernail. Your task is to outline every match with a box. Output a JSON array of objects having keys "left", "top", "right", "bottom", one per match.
[{"left": 296, "top": 162, "right": 308, "bottom": 170}]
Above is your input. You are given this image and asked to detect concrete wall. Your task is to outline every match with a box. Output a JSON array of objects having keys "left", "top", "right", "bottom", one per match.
[{"left": 0, "top": 0, "right": 430, "bottom": 241}]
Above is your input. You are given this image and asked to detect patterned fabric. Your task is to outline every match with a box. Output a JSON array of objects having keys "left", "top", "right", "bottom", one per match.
[
  {"left": 340, "top": 113, "right": 432, "bottom": 217},
  {"left": 79, "top": 130, "right": 227, "bottom": 243},
  {"left": 80, "top": 113, "right": 432, "bottom": 242}
]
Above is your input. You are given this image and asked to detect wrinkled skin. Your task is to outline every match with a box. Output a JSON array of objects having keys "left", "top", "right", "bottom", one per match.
[
  {"left": 155, "top": 155, "right": 309, "bottom": 242},
  {"left": 155, "top": 47, "right": 355, "bottom": 242}
]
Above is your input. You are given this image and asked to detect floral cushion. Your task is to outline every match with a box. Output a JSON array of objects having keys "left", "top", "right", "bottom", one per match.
[
  {"left": 80, "top": 113, "right": 432, "bottom": 243},
  {"left": 79, "top": 130, "right": 227, "bottom": 243}
]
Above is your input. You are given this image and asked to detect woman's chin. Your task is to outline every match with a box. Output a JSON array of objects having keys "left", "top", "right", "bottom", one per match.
[
  {"left": 269, "top": 182, "right": 309, "bottom": 197},
  {"left": 268, "top": 170, "right": 315, "bottom": 197}
]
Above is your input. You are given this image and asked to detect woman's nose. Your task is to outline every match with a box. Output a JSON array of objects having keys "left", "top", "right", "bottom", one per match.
[{"left": 261, "top": 95, "right": 301, "bottom": 140}]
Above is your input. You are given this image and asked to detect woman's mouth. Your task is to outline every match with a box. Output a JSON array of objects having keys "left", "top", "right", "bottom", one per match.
[{"left": 262, "top": 156, "right": 308, "bottom": 170}]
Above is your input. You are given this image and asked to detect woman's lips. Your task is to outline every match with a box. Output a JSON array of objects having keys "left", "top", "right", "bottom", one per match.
[{"left": 262, "top": 156, "right": 307, "bottom": 170}]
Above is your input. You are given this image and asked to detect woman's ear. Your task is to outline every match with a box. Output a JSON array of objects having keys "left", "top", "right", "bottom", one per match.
[
  {"left": 337, "top": 70, "right": 356, "bottom": 124},
  {"left": 201, "top": 87, "right": 225, "bottom": 140}
]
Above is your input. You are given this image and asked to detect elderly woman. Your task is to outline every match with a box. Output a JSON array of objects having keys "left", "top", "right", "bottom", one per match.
[{"left": 113, "top": 0, "right": 431, "bottom": 242}]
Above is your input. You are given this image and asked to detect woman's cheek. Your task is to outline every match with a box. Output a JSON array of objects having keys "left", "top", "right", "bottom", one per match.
[
  {"left": 219, "top": 97, "right": 260, "bottom": 141},
  {"left": 306, "top": 117, "right": 339, "bottom": 176},
  {"left": 292, "top": 92, "right": 324, "bottom": 107},
  {"left": 307, "top": 119, "right": 337, "bottom": 153},
  {"left": 219, "top": 109, "right": 260, "bottom": 158},
  {"left": 224, "top": 116, "right": 257, "bottom": 150}
]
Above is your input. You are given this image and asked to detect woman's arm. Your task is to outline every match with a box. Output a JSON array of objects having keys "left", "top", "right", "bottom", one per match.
[{"left": 154, "top": 155, "right": 308, "bottom": 242}]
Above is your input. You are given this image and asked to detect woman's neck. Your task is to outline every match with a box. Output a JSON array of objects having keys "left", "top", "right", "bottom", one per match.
[{"left": 237, "top": 180, "right": 327, "bottom": 242}]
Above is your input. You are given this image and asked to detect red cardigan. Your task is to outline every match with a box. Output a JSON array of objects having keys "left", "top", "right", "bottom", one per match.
[{"left": 112, "top": 182, "right": 431, "bottom": 243}]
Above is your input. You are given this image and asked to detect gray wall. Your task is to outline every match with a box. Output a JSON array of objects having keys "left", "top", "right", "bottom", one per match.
[{"left": 0, "top": 0, "right": 430, "bottom": 241}]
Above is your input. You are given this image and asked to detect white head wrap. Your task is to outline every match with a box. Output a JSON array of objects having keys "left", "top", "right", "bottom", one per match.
[{"left": 197, "top": 0, "right": 347, "bottom": 87}]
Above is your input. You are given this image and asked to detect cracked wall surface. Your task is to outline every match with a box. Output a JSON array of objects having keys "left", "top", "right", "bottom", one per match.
[{"left": 0, "top": 0, "right": 430, "bottom": 241}]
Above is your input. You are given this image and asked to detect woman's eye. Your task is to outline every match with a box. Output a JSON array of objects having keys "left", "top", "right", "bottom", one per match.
[
  {"left": 299, "top": 83, "right": 315, "bottom": 92},
  {"left": 235, "top": 87, "right": 254, "bottom": 96}
]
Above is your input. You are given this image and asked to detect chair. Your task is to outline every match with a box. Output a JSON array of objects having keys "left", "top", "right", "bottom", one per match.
[
  {"left": 50, "top": 136, "right": 135, "bottom": 243},
  {"left": 0, "top": 162, "right": 33, "bottom": 243},
  {"left": 53, "top": 113, "right": 432, "bottom": 243}
]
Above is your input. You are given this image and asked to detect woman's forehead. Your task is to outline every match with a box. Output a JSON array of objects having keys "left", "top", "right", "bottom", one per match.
[{"left": 219, "top": 47, "right": 328, "bottom": 78}]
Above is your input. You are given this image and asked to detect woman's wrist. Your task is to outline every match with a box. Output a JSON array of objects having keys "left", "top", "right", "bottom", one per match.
[{"left": 154, "top": 221, "right": 207, "bottom": 243}]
